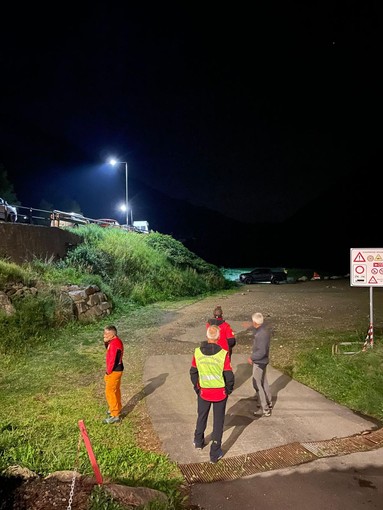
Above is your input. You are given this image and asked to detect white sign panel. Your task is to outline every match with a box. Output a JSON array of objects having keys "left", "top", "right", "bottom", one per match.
[{"left": 350, "top": 248, "right": 383, "bottom": 287}]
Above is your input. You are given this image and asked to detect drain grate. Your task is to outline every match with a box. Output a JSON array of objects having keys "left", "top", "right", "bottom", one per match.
[
  {"left": 178, "top": 428, "right": 383, "bottom": 484},
  {"left": 301, "top": 436, "right": 375, "bottom": 457},
  {"left": 363, "top": 427, "right": 383, "bottom": 444},
  {"left": 302, "top": 428, "right": 383, "bottom": 458},
  {"left": 178, "top": 443, "right": 317, "bottom": 483}
]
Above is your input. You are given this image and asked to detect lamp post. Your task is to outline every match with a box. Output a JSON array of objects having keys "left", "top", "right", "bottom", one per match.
[{"left": 109, "top": 158, "right": 129, "bottom": 225}]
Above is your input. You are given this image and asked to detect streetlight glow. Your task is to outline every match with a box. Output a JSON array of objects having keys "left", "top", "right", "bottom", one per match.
[{"left": 108, "top": 157, "right": 129, "bottom": 225}]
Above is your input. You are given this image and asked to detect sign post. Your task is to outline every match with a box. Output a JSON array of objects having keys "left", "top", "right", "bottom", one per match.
[{"left": 350, "top": 248, "right": 383, "bottom": 349}]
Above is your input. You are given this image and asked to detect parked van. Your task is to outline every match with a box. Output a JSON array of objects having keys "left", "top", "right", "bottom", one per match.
[{"left": 133, "top": 220, "right": 149, "bottom": 233}]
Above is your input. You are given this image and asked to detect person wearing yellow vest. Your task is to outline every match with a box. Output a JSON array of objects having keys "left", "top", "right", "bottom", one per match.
[{"left": 190, "top": 325, "right": 234, "bottom": 463}]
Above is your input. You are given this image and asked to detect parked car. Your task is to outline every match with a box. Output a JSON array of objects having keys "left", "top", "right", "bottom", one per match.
[
  {"left": 95, "top": 218, "right": 120, "bottom": 228},
  {"left": 50, "top": 210, "right": 88, "bottom": 228},
  {"left": 0, "top": 198, "right": 17, "bottom": 222},
  {"left": 239, "top": 267, "right": 287, "bottom": 285}
]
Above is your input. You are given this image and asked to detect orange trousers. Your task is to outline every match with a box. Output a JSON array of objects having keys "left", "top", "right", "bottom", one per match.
[{"left": 104, "top": 371, "right": 123, "bottom": 417}]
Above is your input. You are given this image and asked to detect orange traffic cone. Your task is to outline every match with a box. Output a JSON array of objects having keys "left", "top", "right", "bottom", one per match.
[{"left": 312, "top": 272, "right": 320, "bottom": 280}]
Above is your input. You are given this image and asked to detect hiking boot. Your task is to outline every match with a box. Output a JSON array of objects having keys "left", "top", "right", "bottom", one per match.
[{"left": 103, "top": 415, "right": 120, "bottom": 424}]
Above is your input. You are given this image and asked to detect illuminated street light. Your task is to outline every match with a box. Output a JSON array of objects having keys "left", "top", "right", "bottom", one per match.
[{"left": 108, "top": 158, "right": 129, "bottom": 225}]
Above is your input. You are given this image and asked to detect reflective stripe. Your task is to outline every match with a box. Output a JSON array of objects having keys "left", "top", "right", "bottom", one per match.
[{"left": 194, "top": 348, "right": 226, "bottom": 388}]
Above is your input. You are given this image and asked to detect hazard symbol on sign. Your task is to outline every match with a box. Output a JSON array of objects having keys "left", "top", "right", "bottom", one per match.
[
  {"left": 371, "top": 268, "right": 378, "bottom": 274},
  {"left": 369, "top": 276, "right": 378, "bottom": 284},
  {"left": 355, "top": 265, "right": 365, "bottom": 274},
  {"left": 353, "top": 252, "right": 366, "bottom": 263}
]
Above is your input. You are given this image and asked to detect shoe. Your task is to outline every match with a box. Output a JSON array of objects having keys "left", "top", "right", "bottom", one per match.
[
  {"left": 268, "top": 402, "right": 273, "bottom": 410},
  {"left": 210, "top": 454, "right": 223, "bottom": 464},
  {"left": 263, "top": 409, "right": 271, "bottom": 417},
  {"left": 193, "top": 442, "right": 206, "bottom": 450},
  {"left": 106, "top": 410, "right": 111, "bottom": 415},
  {"left": 103, "top": 415, "right": 120, "bottom": 424}
]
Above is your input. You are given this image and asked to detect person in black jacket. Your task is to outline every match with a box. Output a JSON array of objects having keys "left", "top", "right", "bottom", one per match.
[
  {"left": 190, "top": 325, "right": 235, "bottom": 463},
  {"left": 247, "top": 312, "right": 272, "bottom": 417}
]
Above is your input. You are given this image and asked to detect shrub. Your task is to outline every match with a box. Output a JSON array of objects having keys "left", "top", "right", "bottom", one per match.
[{"left": 57, "top": 244, "right": 113, "bottom": 281}]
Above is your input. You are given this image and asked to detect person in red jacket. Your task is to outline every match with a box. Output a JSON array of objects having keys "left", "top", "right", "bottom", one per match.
[
  {"left": 103, "top": 325, "right": 124, "bottom": 424},
  {"left": 190, "top": 325, "right": 234, "bottom": 463},
  {"left": 206, "top": 305, "right": 236, "bottom": 358}
]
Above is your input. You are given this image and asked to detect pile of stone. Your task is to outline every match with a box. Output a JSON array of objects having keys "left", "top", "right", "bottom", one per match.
[
  {"left": 0, "top": 282, "right": 112, "bottom": 322},
  {"left": 60, "top": 284, "right": 112, "bottom": 321}
]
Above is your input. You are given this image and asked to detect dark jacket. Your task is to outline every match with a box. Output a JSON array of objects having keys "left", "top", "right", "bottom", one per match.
[{"left": 249, "top": 324, "right": 270, "bottom": 365}]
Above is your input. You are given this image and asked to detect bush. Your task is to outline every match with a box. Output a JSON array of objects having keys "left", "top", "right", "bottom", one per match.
[{"left": 57, "top": 244, "right": 113, "bottom": 281}]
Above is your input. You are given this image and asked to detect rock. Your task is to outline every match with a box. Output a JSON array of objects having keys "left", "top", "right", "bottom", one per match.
[
  {"left": 4, "top": 465, "right": 38, "bottom": 480},
  {"left": 104, "top": 483, "right": 168, "bottom": 507},
  {"left": 0, "top": 291, "right": 16, "bottom": 315},
  {"left": 45, "top": 470, "right": 81, "bottom": 483}
]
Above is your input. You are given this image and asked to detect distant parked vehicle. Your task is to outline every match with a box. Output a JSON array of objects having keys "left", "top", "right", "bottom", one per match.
[
  {"left": 239, "top": 267, "right": 287, "bottom": 285},
  {"left": 95, "top": 218, "right": 120, "bottom": 228},
  {"left": 133, "top": 220, "right": 149, "bottom": 233},
  {"left": 50, "top": 210, "right": 88, "bottom": 228},
  {"left": 0, "top": 198, "right": 17, "bottom": 223}
]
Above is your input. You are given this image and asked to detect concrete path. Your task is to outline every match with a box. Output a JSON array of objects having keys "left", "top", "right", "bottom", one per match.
[{"left": 143, "top": 354, "right": 383, "bottom": 508}]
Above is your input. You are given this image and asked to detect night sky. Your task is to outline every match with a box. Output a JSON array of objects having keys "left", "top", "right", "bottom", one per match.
[{"left": 1, "top": 4, "right": 381, "bottom": 270}]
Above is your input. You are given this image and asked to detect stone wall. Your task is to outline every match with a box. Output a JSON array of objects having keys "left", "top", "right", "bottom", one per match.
[
  {"left": 0, "top": 223, "right": 81, "bottom": 263},
  {"left": 60, "top": 284, "right": 112, "bottom": 321},
  {"left": 0, "top": 283, "right": 113, "bottom": 322}
]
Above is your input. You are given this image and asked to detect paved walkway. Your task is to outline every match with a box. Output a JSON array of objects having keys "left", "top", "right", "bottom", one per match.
[{"left": 144, "top": 354, "right": 383, "bottom": 509}]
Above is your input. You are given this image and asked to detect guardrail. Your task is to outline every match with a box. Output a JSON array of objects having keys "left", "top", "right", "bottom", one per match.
[
  {"left": 10, "top": 205, "right": 149, "bottom": 233},
  {"left": 17, "top": 206, "right": 52, "bottom": 226}
]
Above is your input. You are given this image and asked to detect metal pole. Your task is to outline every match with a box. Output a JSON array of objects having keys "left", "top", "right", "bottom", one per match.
[
  {"left": 125, "top": 162, "right": 129, "bottom": 225},
  {"left": 369, "top": 286, "right": 374, "bottom": 348}
]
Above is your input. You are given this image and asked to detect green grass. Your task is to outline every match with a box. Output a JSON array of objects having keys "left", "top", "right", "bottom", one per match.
[
  {"left": 0, "top": 308, "right": 185, "bottom": 508},
  {"left": 288, "top": 331, "right": 383, "bottom": 421}
]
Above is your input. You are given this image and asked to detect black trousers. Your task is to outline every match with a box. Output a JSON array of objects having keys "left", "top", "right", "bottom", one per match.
[{"left": 194, "top": 395, "right": 227, "bottom": 459}]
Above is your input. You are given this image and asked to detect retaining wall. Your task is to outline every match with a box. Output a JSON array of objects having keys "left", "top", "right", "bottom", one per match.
[{"left": 0, "top": 223, "right": 82, "bottom": 263}]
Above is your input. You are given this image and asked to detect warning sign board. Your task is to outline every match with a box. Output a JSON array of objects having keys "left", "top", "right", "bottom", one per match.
[{"left": 350, "top": 248, "right": 383, "bottom": 287}]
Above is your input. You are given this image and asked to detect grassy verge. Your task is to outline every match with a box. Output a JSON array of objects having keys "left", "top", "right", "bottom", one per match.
[
  {"left": 0, "top": 306, "right": 186, "bottom": 509},
  {"left": 271, "top": 330, "right": 383, "bottom": 422}
]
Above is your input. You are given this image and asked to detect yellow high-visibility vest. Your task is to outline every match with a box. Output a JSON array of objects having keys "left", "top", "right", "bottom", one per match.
[{"left": 195, "top": 348, "right": 226, "bottom": 388}]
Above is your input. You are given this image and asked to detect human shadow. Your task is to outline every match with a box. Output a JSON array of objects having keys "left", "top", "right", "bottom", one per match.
[
  {"left": 121, "top": 372, "right": 169, "bottom": 418},
  {"left": 233, "top": 363, "right": 252, "bottom": 392},
  {"left": 269, "top": 372, "right": 292, "bottom": 410},
  {"left": 222, "top": 397, "right": 259, "bottom": 453},
  {"left": 204, "top": 397, "right": 258, "bottom": 453}
]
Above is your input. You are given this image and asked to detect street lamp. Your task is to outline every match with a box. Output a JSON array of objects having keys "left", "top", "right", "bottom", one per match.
[{"left": 109, "top": 158, "right": 129, "bottom": 225}]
